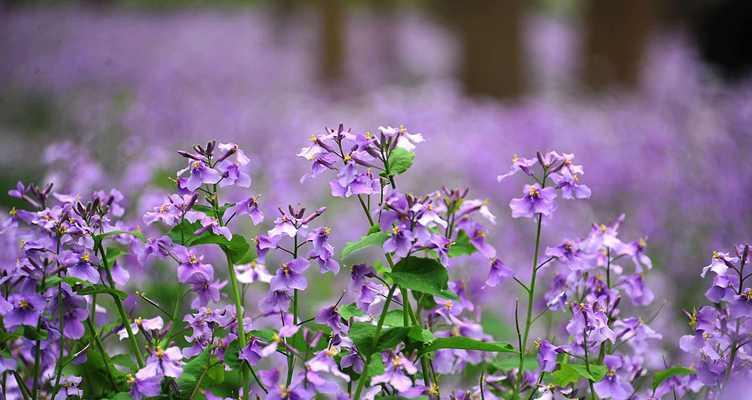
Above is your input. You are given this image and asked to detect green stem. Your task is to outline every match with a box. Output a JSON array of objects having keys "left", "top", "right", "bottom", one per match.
[
  {"left": 353, "top": 284, "right": 398, "bottom": 399},
  {"left": 515, "top": 213, "right": 544, "bottom": 398},
  {"left": 226, "top": 252, "right": 250, "bottom": 400}
]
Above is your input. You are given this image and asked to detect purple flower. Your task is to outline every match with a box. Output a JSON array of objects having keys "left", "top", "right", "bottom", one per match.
[
  {"left": 618, "top": 274, "right": 654, "bottom": 306},
  {"left": 3, "top": 293, "right": 45, "bottom": 329},
  {"left": 186, "top": 273, "right": 226, "bottom": 308},
  {"left": 173, "top": 246, "right": 214, "bottom": 283},
  {"left": 239, "top": 338, "right": 265, "bottom": 366},
  {"left": 729, "top": 288, "right": 752, "bottom": 319},
  {"left": 535, "top": 339, "right": 560, "bottom": 372},
  {"left": 259, "top": 290, "right": 291, "bottom": 314},
  {"left": 550, "top": 168, "right": 591, "bottom": 200},
  {"left": 269, "top": 259, "right": 310, "bottom": 292},
  {"left": 509, "top": 184, "right": 557, "bottom": 218},
  {"left": 52, "top": 286, "right": 88, "bottom": 339},
  {"left": 223, "top": 196, "right": 263, "bottom": 225},
  {"left": 497, "top": 154, "right": 537, "bottom": 182},
  {"left": 54, "top": 376, "right": 83, "bottom": 400},
  {"left": 118, "top": 316, "right": 164, "bottom": 341},
  {"left": 235, "top": 260, "right": 272, "bottom": 284},
  {"left": 485, "top": 258, "right": 513, "bottom": 288},
  {"left": 259, "top": 368, "right": 312, "bottom": 400},
  {"left": 60, "top": 250, "right": 100, "bottom": 283},
  {"left": 371, "top": 351, "right": 419, "bottom": 393},
  {"left": 178, "top": 160, "right": 222, "bottom": 192},
  {"left": 308, "top": 227, "right": 339, "bottom": 273},
  {"left": 142, "top": 346, "right": 183, "bottom": 378},
  {"left": 315, "top": 305, "right": 346, "bottom": 334},
  {"left": 593, "top": 355, "right": 633, "bottom": 400},
  {"left": 383, "top": 225, "right": 413, "bottom": 258},
  {"left": 129, "top": 370, "right": 162, "bottom": 400},
  {"left": 329, "top": 162, "right": 378, "bottom": 198}
]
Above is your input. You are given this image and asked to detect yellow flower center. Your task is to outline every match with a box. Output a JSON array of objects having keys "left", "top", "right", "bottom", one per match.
[
  {"left": 135, "top": 317, "right": 143, "bottom": 326},
  {"left": 191, "top": 161, "right": 201, "bottom": 169},
  {"left": 155, "top": 347, "right": 165, "bottom": 359},
  {"left": 343, "top": 154, "right": 352, "bottom": 162},
  {"left": 81, "top": 252, "right": 90, "bottom": 263},
  {"left": 309, "top": 134, "right": 317, "bottom": 142},
  {"left": 18, "top": 299, "right": 31, "bottom": 310},
  {"left": 392, "top": 226, "right": 400, "bottom": 235},
  {"left": 189, "top": 255, "right": 198, "bottom": 264},
  {"left": 528, "top": 186, "right": 540, "bottom": 198},
  {"left": 9, "top": 207, "right": 16, "bottom": 217}
]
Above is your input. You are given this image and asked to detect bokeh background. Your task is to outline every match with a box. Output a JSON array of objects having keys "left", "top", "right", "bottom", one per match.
[{"left": 2, "top": 0, "right": 752, "bottom": 362}]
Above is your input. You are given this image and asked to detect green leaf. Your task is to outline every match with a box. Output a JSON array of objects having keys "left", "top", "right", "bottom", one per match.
[
  {"left": 491, "top": 354, "right": 539, "bottom": 371},
  {"left": 225, "top": 340, "right": 242, "bottom": 371},
  {"left": 167, "top": 221, "right": 255, "bottom": 263},
  {"left": 448, "top": 230, "right": 476, "bottom": 257},
  {"left": 546, "top": 363, "right": 607, "bottom": 386},
  {"left": 75, "top": 284, "right": 128, "bottom": 301},
  {"left": 652, "top": 366, "right": 694, "bottom": 390},
  {"left": 421, "top": 336, "right": 514, "bottom": 354},
  {"left": 386, "top": 148, "right": 415, "bottom": 176},
  {"left": 383, "top": 310, "right": 406, "bottom": 327},
  {"left": 341, "top": 231, "right": 389, "bottom": 260},
  {"left": 407, "top": 326, "right": 435, "bottom": 344},
  {"left": 349, "top": 323, "right": 409, "bottom": 356},
  {"left": 178, "top": 350, "right": 222, "bottom": 397},
  {"left": 366, "top": 356, "right": 385, "bottom": 378},
  {"left": 388, "top": 256, "right": 457, "bottom": 300},
  {"left": 111, "top": 354, "right": 137, "bottom": 371},
  {"left": 339, "top": 303, "right": 366, "bottom": 320},
  {"left": 105, "top": 246, "right": 127, "bottom": 266}
]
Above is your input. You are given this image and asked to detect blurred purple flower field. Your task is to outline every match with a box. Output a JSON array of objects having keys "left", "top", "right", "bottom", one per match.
[{"left": 1, "top": 5, "right": 752, "bottom": 398}]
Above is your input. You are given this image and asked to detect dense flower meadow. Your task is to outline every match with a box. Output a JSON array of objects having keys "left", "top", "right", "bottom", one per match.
[{"left": 1, "top": 124, "right": 749, "bottom": 399}]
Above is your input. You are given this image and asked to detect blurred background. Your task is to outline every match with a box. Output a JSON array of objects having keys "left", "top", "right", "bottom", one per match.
[{"left": 1, "top": 0, "right": 752, "bottom": 362}]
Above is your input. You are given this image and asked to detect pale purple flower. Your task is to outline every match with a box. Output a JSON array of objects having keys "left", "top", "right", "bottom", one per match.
[
  {"left": 54, "top": 376, "right": 82, "bottom": 400},
  {"left": 3, "top": 293, "right": 45, "bottom": 329},
  {"left": 143, "top": 346, "right": 183, "bottom": 378},
  {"left": 371, "top": 351, "right": 419, "bottom": 393},
  {"left": 509, "top": 184, "right": 557, "bottom": 218},
  {"left": 485, "top": 258, "right": 513, "bottom": 288},
  {"left": 178, "top": 160, "right": 222, "bottom": 192},
  {"left": 383, "top": 225, "right": 413, "bottom": 258},
  {"left": 269, "top": 259, "right": 310, "bottom": 292},
  {"left": 235, "top": 260, "right": 272, "bottom": 284},
  {"left": 223, "top": 196, "right": 263, "bottom": 225},
  {"left": 593, "top": 355, "right": 633, "bottom": 400}
]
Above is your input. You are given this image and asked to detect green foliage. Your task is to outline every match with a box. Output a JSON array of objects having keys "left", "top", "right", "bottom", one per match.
[
  {"left": 341, "top": 230, "right": 389, "bottom": 260},
  {"left": 75, "top": 284, "right": 128, "bottom": 301},
  {"left": 652, "top": 366, "right": 694, "bottom": 390},
  {"left": 448, "top": 230, "right": 476, "bottom": 257},
  {"left": 339, "top": 303, "right": 366, "bottom": 319},
  {"left": 177, "top": 350, "right": 224, "bottom": 398},
  {"left": 546, "top": 363, "right": 607, "bottom": 386},
  {"left": 420, "top": 337, "right": 514, "bottom": 354},
  {"left": 168, "top": 220, "right": 256, "bottom": 263},
  {"left": 385, "top": 148, "right": 415, "bottom": 176},
  {"left": 388, "top": 256, "right": 457, "bottom": 300}
]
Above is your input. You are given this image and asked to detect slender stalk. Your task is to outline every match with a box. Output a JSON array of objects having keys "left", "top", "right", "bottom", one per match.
[
  {"left": 226, "top": 252, "right": 250, "bottom": 400},
  {"left": 515, "top": 213, "right": 544, "bottom": 397},
  {"left": 287, "top": 234, "right": 299, "bottom": 385},
  {"left": 353, "top": 284, "right": 398, "bottom": 399}
]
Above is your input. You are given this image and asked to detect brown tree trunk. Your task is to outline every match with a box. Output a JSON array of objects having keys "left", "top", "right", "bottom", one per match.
[
  {"left": 452, "top": 0, "right": 526, "bottom": 100},
  {"left": 318, "top": 0, "right": 346, "bottom": 84},
  {"left": 582, "top": 0, "right": 657, "bottom": 91}
]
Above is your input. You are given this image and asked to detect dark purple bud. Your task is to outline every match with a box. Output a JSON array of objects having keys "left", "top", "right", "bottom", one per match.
[
  {"left": 177, "top": 150, "right": 201, "bottom": 160},
  {"left": 302, "top": 207, "right": 326, "bottom": 224}
]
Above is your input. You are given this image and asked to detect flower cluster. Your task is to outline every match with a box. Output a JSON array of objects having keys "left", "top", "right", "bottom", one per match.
[{"left": 0, "top": 125, "right": 742, "bottom": 400}]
